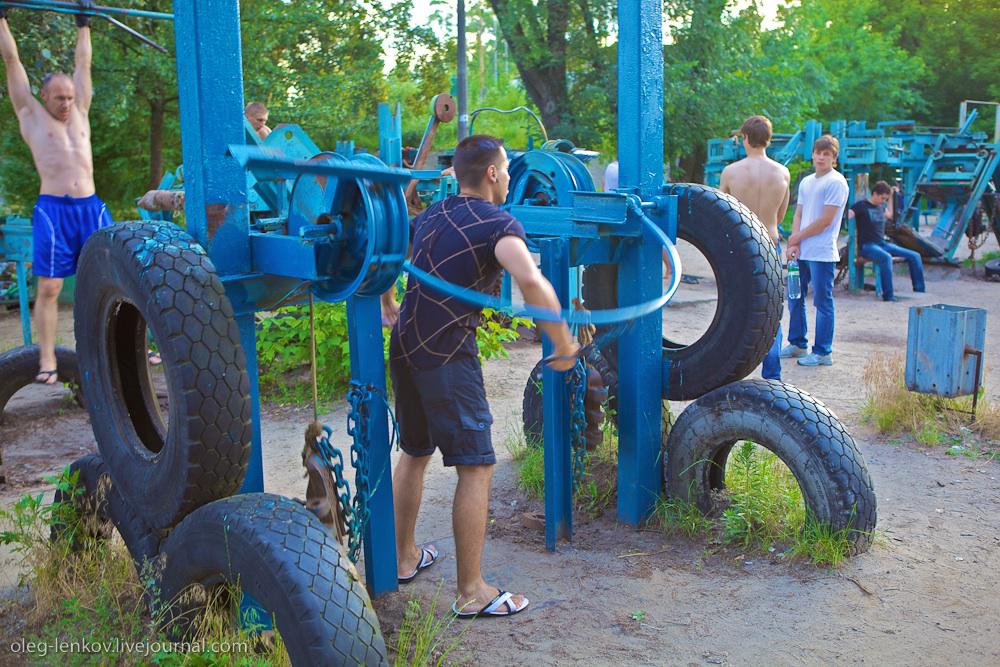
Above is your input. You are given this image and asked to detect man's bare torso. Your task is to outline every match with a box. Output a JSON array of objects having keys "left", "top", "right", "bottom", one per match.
[
  {"left": 19, "top": 104, "right": 94, "bottom": 197},
  {"left": 720, "top": 156, "right": 790, "bottom": 243}
]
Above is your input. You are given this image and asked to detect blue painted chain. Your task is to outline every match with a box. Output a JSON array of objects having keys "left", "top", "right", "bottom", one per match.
[
  {"left": 314, "top": 381, "right": 398, "bottom": 564},
  {"left": 345, "top": 382, "right": 376, "bottom": 563},
  {"left": 568, "top": 356, "right": 589, "bottom": 493}
]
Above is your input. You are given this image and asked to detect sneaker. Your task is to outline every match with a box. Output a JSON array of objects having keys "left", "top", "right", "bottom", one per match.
[
  {"left": 779, "top": 345, "right": 808, "bottom": 359},
  {"left": 797, "top": 353, "right": 832, "bottom": 366}
]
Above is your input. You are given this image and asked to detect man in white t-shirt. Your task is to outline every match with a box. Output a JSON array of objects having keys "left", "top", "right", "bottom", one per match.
[{"left": 780, "top": 135, "right": 849, "bottom": 366}]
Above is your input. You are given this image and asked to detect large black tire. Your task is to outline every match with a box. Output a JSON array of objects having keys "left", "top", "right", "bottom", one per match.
[
  {"left": 74, "top": 222, "right": 252, "bottom": 530},
  {"left": 582, "top": 184, "right": 782, "bottom": 401},
  {"left": 0, "top": 344, "right": 83, "bottom": 423},
  {"left": 158, "top": 493, "right": 387, "bottom": 667},
  {"left": 50, "top": 453, "right": 161, "bottom": 573},
  {"left": 665, "top": 380, "right": 877, "bottom": 555}
]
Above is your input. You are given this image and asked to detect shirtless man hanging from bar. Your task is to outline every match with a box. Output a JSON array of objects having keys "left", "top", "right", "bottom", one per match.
[{"left": 1, "top": 4, "right": 113, "bottom": 384}]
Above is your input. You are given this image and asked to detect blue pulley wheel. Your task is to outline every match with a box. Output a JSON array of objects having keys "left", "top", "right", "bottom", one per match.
[{"left": 289, "top": 153, "right": 409, "bottom": 302}]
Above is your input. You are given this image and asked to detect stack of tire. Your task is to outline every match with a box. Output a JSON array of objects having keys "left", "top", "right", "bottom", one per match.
[
  {"left": 57, "top": 221, "right": 387, "bottom": 665},
  {"left": 516, "top": 173, "right": 877, "bottom": 555}
]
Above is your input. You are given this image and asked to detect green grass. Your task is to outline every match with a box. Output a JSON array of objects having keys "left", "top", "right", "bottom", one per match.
[
  {"left": 391, "top": 585, "right": 468, "bottom": 667},
  {"left": 649, "top": 442, "right": 855, "bottom": 566},
  {"left": 652, "top": 495, "right": 713, "bottom": 539},
  {"left": 0, "top": 471, "right": 289, "bottom": 666},
  {"left": 862, "top": 353, "right": 1000, "bottom": 456},
  {"left": 962, "top": 249, "right": 1000, "bottom": 267},
  {"left": 719, "top": 441, "right": 807, "bottom": 550},
  {"left": 506, "top": 411, "right": 620, "bottom": 516}
]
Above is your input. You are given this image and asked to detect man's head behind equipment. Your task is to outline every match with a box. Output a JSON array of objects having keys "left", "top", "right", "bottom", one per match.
[{"left": 244, "top": 101, "right": 269, "bottom": 130}]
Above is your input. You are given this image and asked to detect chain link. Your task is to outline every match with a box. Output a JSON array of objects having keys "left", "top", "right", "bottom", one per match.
[
  {"left": 311, "top": 381, "right": 397, "bottom": 564},
  {"left": 344, "top": 382, "right": 373, "bottom": 563},
  {"left": 567, "top": 356, "right": 589, "bottom": 493}
]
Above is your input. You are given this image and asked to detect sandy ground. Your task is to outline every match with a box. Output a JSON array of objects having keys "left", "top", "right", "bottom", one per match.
[{"left": 1, "top": 233, "right": 999, "bottom": 666}]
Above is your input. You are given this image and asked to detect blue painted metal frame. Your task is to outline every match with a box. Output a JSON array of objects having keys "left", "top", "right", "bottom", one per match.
[
  {"left": 0, "top": 216, "right": 34, "bottom": 345},
  {"left": 170, "top": 0, "right": 401, "bottom": 599},
  {"left": 612, "top": 0, "right": 665, "bottom": 527}
]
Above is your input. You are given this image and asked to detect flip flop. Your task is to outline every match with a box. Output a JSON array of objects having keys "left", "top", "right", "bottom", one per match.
[
  {"left": 148, "top": 350, "right": 163, "bottom": 366},
  {"left": 34, "top": 369, "right": 58, "bottom": 385},
  {"left": 397, "top": 545, "right": 439, "bottom": 583},
  {"left": 452, "top": 590, "right": 529, "bottom": 619}
]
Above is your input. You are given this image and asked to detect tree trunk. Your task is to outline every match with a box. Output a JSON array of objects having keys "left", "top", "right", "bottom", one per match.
[
  {"left": 149, "top": 98, "right": 165, "bottom": 190},
  {"left": 491, "top": 0, "right": 571, "bottom": 137}
]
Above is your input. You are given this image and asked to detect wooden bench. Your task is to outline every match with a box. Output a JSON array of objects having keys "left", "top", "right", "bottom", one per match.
[{"left": 846, "top": 216, "right": 904, "bottom": 297}]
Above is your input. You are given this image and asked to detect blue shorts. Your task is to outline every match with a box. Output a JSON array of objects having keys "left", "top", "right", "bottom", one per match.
[
  {"left": 32, "top": 194, "right": 114, "bottom": 278},
  {"left": 389, "top": 353, "right": 495, "bottom": 467}
]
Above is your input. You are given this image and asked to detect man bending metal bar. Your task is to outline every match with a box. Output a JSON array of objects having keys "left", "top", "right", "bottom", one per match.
[
  {"left": 0, "top": 4, "right": 113, "bottom": 385},
  {"left": 382, "top": 135, "right": 578, "bottom": 618}
]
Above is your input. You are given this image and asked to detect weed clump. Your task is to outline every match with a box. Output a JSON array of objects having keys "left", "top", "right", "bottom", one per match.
[{"left": 862, "top": 352, "right": 1000, "bottom": 451}]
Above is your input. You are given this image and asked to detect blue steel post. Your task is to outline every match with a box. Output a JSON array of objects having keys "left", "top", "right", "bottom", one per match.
[
  {"left": 16, "top": 261, "right": 30, "bottom": 345},
  {"left": 172, "top": 0, "right": 250, "bottom": 277},
  {"left": 615, "top": 0, "right": 664, "bottom": 525},
  {"left": 172, "top": 1, "right": 262, "bottom": 492},
  {"left": 345, "top": 296, "right": 399, "bottom": 596},
  {"left": 539, "top": 238, "right": 572, "bottom": 548}
]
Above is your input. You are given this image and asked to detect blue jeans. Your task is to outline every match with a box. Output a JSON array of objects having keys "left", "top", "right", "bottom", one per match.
[
  {"left": 762, "top": 240, "right": 782, "bottom": 380},
  {"left": 860, "top": 241, "right": 925, "bottom": 300},
  {"left": 788, "top": 259, "right": 836, "bottom": 357}
]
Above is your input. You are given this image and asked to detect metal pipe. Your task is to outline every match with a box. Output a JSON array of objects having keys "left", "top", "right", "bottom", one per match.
[
  {"left": 456, "top": 0, "right": 468, "bottom": 140},
  {"left": 101, "top": 12, "right": 168, "bottom": 52},
  {"left": 0, "top": 0, "right": 172, "bottom": 21}
]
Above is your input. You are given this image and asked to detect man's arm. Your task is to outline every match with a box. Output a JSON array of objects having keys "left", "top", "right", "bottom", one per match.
[
  {"left": 0, "top": 18, "right": 37, "bottom": 118},
  {"left": 787, "top": 204, "right": 803, "bottom": 260},
  {"left": 73, "top": 24, "right": 93, "bottom": 112},
  {"left": 776, "top": 169, "right": 790, "bottom": 223},
  {"left": 494, "top": 235, "right": 579, "bottom": 370},
  {"left": 719, "top": 165, "right": 731, "bottom": 194}
]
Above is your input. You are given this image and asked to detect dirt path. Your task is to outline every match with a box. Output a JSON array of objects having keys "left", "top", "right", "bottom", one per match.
[{"left": 1, "top": 237, "right": 999, "bottom": 665}]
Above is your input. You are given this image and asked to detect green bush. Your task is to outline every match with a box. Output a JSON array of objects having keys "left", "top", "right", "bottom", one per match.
[{"left": 256, "top": 302, "right": 532, "bottom": 405}]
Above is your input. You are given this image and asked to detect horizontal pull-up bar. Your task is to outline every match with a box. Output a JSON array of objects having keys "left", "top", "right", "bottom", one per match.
[{"left": 0, "top": 0, "right": 172, "bottom": 22}]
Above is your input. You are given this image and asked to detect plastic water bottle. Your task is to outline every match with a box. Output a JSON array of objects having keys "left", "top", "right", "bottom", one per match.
[{"left": 787, "top": 260, "right": 801, "bottom": 300}]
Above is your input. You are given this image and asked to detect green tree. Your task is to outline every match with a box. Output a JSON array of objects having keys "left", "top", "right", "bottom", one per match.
[
  {"left": 489, "top": 0, "right": 616, "bottom": 144},
  {"left": 868, "top": 0, "right": 1000, "bottom": 128}
]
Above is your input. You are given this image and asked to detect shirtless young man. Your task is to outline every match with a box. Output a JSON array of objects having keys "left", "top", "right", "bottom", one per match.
[
  {"left": 1, "top": 7, "right": 113, "bottom": 385},
  {"left": 719, "top": 115, "right": 790, "bottom": 381}
]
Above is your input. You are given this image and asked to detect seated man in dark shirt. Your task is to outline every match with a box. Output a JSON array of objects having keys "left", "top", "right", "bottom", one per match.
[
  {"left": 380, "top": 135, "right": 578, "bottom": 618},
  {"left": 851, "top": 180, "right": 925, "bottom": 301}
]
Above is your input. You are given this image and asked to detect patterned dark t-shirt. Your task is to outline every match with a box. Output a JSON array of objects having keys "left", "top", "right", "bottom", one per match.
[{"left": 391, "top": 195, "right": 527, "bottom": 370}]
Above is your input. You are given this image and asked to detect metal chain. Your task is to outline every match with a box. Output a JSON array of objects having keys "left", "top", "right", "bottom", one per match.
[
  {"left": 313, "top": 424, "right": 356, "bottom": 554},
  {"left": 310, "top": 381, "right": 398, "bottom": 564},
  {"left": 345, "top": 382, "right": 372, "bottom": 563},
  {"left": 567, "top": 356, "right": 589, "bottom": 493}
]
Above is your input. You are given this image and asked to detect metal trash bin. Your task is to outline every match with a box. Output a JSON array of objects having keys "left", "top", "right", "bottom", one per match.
[{"left": 905, "top": 304, "right": 987, "bottom": 401}]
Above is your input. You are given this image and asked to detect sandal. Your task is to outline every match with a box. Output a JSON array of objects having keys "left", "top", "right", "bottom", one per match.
[
  {"left": 148, "top": 350, "right": 163, "bottom": 366},
  {"left": 452, "top": 590, "right": 529, "bottom": 619},
  {"left": 34, "top": 369, "right": 58, "bottom": 385},
  {"left": 397, "top": 545, "right": 439, "bottom": 583}
]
